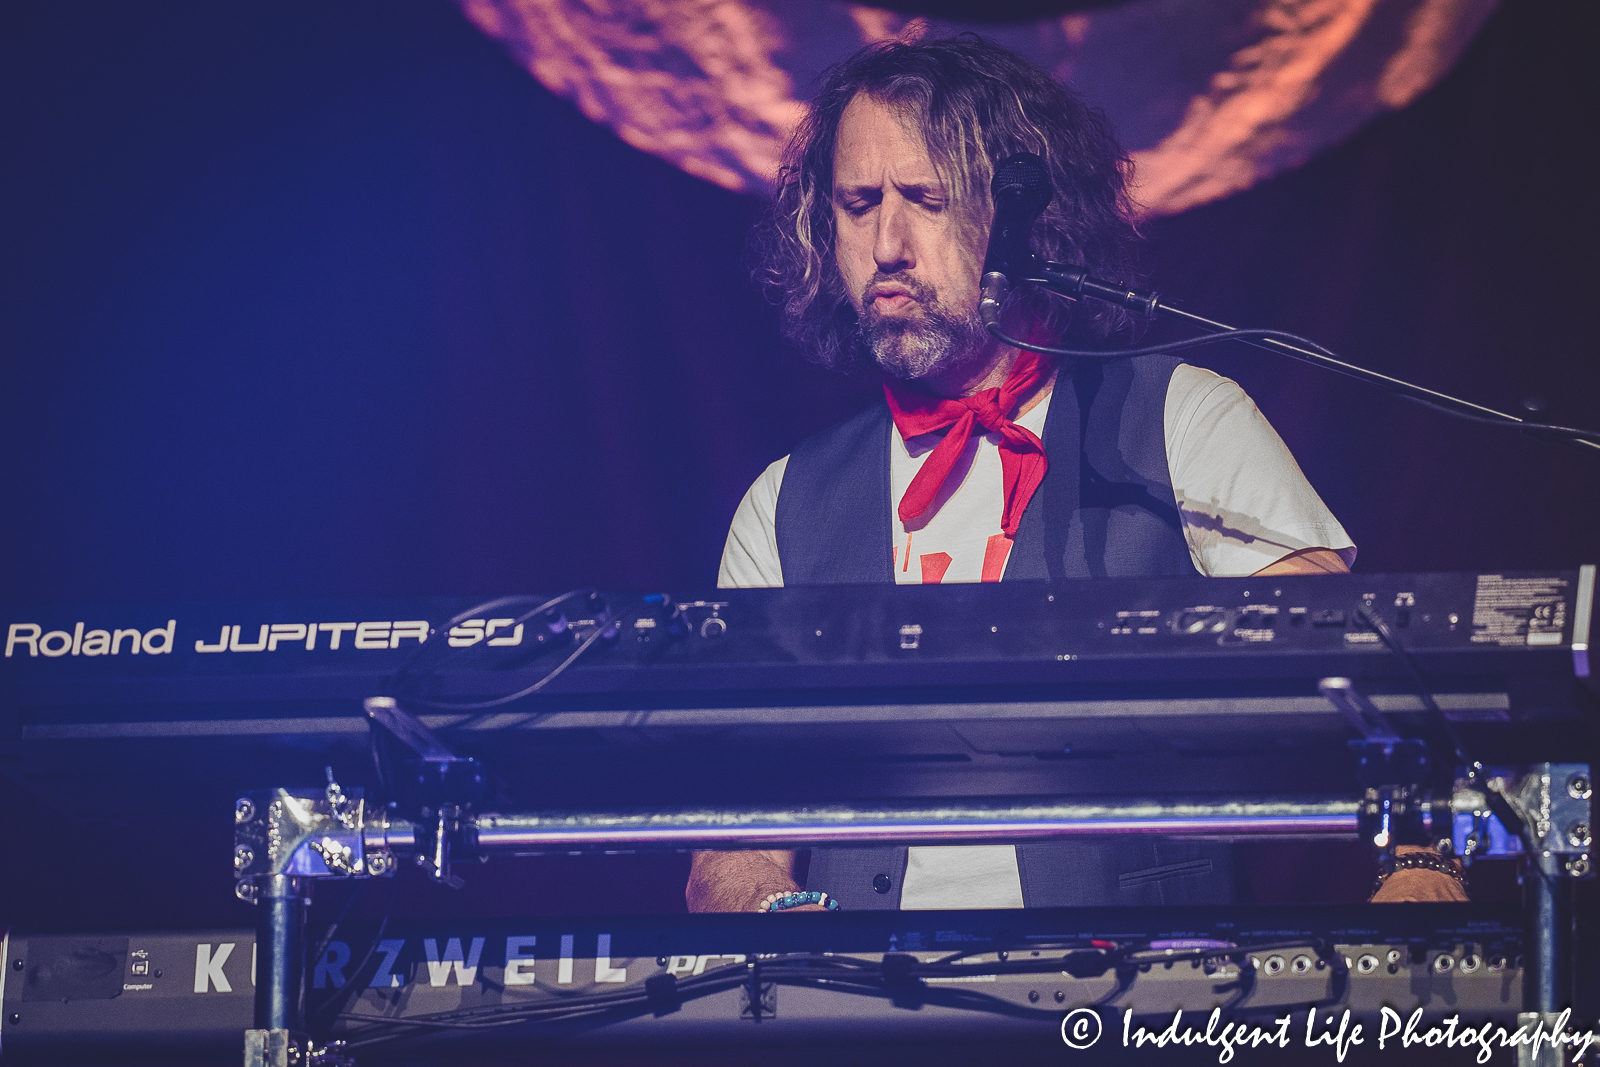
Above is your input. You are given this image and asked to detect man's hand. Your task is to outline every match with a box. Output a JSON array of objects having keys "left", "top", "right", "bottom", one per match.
[
  {"left": 1253, "top": 547, "right": 1349, "bottom": 576},
  {"left": 1368, "top": 845, "right": 1470, "bottom": 903},
  {"left": 687, "top": 850, "right": 827, "bottom": 912}
]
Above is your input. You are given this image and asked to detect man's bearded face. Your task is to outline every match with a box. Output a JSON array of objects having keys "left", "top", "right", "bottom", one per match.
[
  {"left": 855, "top": 271, "right": 988, "bottom": 380},
  {"left": 831, "top": 93, "right": 991, "bottom": 383}
]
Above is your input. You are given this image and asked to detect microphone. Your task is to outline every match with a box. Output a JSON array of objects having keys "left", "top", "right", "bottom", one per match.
[{"left": 979, "top": 153, "right": 1052, "bottom": 327}]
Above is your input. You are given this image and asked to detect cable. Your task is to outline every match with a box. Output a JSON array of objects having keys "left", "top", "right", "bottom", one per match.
[
  {"left": 334, "top": 971, "right": 1059, "bottom": 1050},
  {"left": 985, "top": 306, "right": 1600, "bottom": 449},
  {"left": 305, "top": 879, "right": 368, "bottom": 990},
  {"left": 327, "top": 938, "right": 1340, "bottom": 1050},
  {"left": 988, "top": 322, "right": 1336, "bottom": 361},
  {"left": 1348, "top": 603, "right": 1545, "bottom": 880},
  {"left": 1353, "top": 603, "right": 1482, "bottom": 783},
  {"left": 395, "top": 612, "right": 619, "bottom": 711},
  {"left": 335, "top": 966, "right": 755, "bottom": 1047},
  {"left": 389, "top": 589, "right": 596, "bottom": 692},
  {"left": 386, "top": 589, "right": 622, "bottom": 711},
  {"left": 309, "top": 873, "right": 401, "bottom": 1025}
]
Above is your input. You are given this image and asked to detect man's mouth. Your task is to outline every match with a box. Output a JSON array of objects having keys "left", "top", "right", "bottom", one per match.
[{"left": 866, "top": 285, "right": 920, "bottom": 313}]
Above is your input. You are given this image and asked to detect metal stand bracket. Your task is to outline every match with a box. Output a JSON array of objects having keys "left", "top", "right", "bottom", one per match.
[
  {"left": 244, "top": 1028, "right": 354, "bottom": 1067},
  {"left": 235, "top": 771, "right": 391, "bottom": 1065},
  {"left": 1491, "top": 764, "right": 1593, "bottom": 1019}
]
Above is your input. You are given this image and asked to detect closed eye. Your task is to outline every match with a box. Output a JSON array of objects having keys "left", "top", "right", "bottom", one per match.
[
  {"left": 898, "top": 184, "right": 947, "bottom": 211},
  {"left": 837, "top": 189, "right": 881, "bottom": 216},
  {"left": 835, "top": 184, "right": 948, "bottom": 215}
]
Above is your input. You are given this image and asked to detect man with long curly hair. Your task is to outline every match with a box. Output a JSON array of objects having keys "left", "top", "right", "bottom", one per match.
[{"left": 691, "top": 36, "right": 1459, "bottom": 913}]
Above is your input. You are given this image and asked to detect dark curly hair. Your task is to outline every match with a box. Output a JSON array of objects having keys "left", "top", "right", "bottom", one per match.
[{"left": 752, "top": 35, "right": 1141, "bottom": 375}]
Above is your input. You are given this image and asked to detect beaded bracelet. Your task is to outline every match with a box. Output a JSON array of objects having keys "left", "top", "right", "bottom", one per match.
[
  {"left": 756, "top": 890, "right": 841, "bottom": 912},
  {"left": 1372, "top": 851, "right": 1466, "bottom": 896}
]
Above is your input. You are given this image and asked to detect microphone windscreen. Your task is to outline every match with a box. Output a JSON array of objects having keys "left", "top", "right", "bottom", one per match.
[{"left": 991, "top": 153, "right": 1052, "bottom": 212}]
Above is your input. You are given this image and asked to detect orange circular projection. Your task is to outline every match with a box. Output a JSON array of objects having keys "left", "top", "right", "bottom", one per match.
[{"left": 452, "top": 0, "right": 1497, "bottom": 216}]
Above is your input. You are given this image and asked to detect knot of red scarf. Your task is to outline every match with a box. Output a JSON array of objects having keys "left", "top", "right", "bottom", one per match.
[{"left": 883, "top": 349, "right": 1052, "bottom": 537}]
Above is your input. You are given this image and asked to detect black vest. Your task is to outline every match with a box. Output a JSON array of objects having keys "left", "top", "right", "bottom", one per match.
[
  {"left": 774, "top": 355, "right": 1230, "bottom": 909},
  {"left": 774, "top": 355, "right": 1199, "bottom": 583}
]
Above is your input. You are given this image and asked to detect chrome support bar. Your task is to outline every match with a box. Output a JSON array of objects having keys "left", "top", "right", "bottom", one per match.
[{"left": 439, "top": 796, "right": 1362, "bottom": 853}]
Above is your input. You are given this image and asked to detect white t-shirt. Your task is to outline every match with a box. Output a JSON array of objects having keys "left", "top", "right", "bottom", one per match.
[
  {"left": 717, "top": 364, "right": 1355, "bottom": 908},
  {"left": 719, "top": 364, "right": 1355, "bottom": 587}
]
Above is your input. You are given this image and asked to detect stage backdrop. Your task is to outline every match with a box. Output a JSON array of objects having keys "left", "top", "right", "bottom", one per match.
[
  {"left": 0, "top": 0, "right": 1595, "bottom": 931},
  {"left": 451, "top": 0, "right": 1500, "bottom": 215}
]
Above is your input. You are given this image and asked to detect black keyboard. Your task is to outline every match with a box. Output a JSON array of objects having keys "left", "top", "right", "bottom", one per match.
[{"left": 3, "top": 570, "right": 1591, "bottom": 808}]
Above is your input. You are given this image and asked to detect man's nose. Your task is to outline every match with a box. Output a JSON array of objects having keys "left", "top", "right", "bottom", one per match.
[{"left": 872, "top": 196, "right": 914, "bottom": 273}]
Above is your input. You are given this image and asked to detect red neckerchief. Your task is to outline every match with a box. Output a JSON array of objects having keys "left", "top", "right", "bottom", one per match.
[{"left": 883, "top": 349, "right": 1052, "bottom": 537}]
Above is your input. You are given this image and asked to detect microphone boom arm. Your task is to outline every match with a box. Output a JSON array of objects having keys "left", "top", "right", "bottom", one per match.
[{"left": 992, "top": 263, "right": 1600, "bottom": 454}]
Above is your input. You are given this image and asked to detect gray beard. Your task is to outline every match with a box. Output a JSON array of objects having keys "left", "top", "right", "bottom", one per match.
[{"left": 858, "top": 276, "right": 988, "bottom": 381}]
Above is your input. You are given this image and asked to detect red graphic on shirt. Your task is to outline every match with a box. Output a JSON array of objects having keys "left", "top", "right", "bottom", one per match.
[
  {"left": 981, "top": 533, "right": 1013, "bottom": 582},
  {"left": 920, "top": 552, "right": 953, "bottom": 584},
  {"left": 894, "top": 531, "right": 1010, "bottom": 584},
  {"left": 899, "top": 531, "right": 915, "bottom": 574}
]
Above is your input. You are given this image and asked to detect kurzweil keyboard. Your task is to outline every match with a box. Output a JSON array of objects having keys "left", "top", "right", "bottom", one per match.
[
  {"left": 1, "top": 570, "right": 1593, "bottom": 805},
  {"left": 0, "top": 905, "right": 1528, "bottom": 1062}
]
